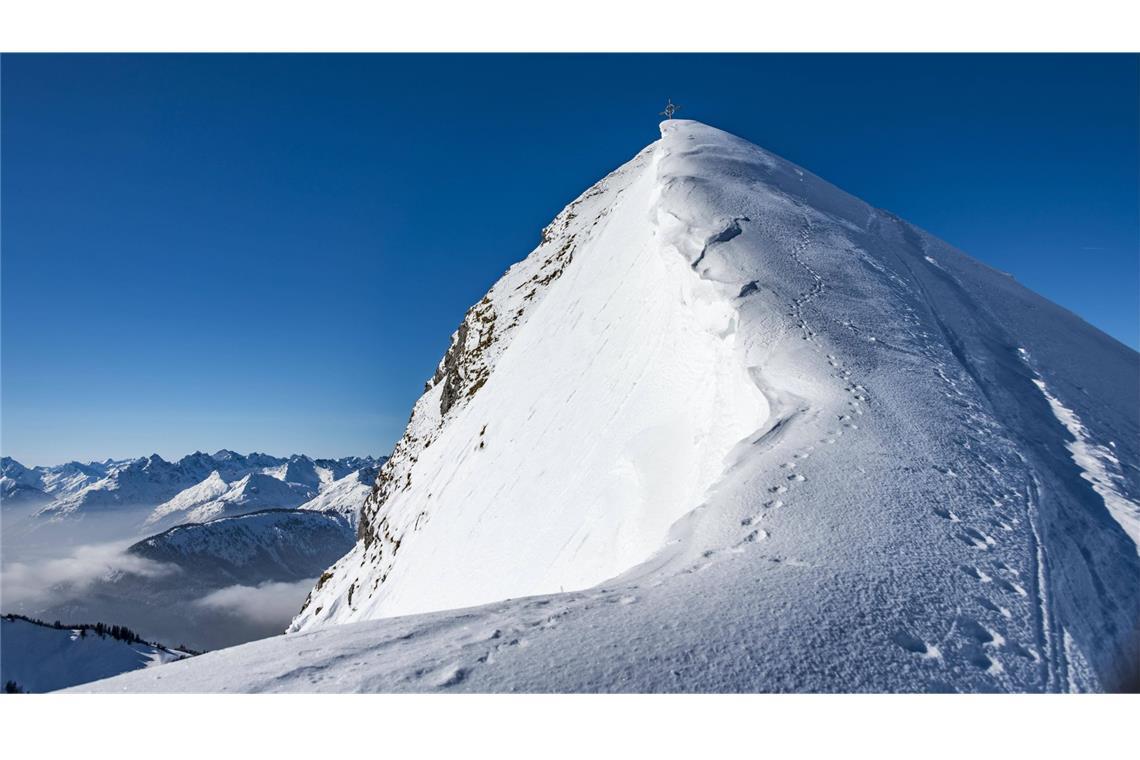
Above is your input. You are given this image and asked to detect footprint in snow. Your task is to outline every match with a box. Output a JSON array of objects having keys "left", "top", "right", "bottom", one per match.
[
  {"left": 957, "top": 616, "right": 1003, "bottom": 647},
  {"left": 991, "top": 577, "right": 1027, "bottom": 597},
  {"left": 960, "top": 564, "right": 993, "bottom": 583},
  {"left": 973, "top": 595, "right": 1004, "bottom": 616},
  {"left": 740, "top": 529, "right": 769, "bottom": 544},
  {"left": 995, "top": 560, "right": 1019, "bottom": 576},
  {"left": 891, "top": 630, "right": 941, "bottom": 659},
  {"left": 963, "top": 647, "right": 999, "bottom": 672},
  {"left": 957, "top": 526, "right": 995, "bottom": 550},
  {"left": 932, "top": 506, "right": 959, "bottom": 522}
]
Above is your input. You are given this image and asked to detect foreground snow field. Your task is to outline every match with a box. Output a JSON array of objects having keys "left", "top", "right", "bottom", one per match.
[{"left": 75, "top": 120, "right": 1139, "bottom": 692}]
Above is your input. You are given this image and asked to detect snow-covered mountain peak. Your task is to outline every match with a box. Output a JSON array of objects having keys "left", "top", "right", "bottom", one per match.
[
  {"left": 289, "top": 120, "right": 840, "bottom": 628},
  {"left": 274, "top": 119, "right": 1139, "bottom": 692}
]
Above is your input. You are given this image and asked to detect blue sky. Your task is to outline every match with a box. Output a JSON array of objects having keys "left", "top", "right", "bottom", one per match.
[{"left": 2, "top": 54, "right": 1137, "bottom": 465}]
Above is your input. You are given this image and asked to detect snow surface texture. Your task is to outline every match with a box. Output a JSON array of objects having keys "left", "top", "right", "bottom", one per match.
[
  {"left": 78, "top": 120, "right": 1140, "bottom": 693},
  {"left": 1, "top": 616, "right": 188, "bottom": 693}
]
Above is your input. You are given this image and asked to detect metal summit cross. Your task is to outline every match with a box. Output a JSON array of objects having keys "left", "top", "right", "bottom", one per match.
[{"left": 660, "top": 98, "right": 680, "bottom": 119}]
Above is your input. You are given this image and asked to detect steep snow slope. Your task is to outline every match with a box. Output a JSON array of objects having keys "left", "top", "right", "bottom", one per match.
[
  {"left": 293, "top": 136, "right": 772, "bottom": 625},
  {"left": 83, "top": 120, "right": 1138, "bottom": 692},
  {"left": 1, "top": 616, "right": 189, "bottom": 692}
]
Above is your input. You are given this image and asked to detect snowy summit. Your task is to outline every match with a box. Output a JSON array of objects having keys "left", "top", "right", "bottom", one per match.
[{"left": 75, "top": 120, "right": 1140, "bottom": 693}]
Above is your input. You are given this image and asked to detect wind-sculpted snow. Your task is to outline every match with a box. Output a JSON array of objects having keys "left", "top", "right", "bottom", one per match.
[{"left": 86, "top": 120, "right": 1138, "bottom": 693}]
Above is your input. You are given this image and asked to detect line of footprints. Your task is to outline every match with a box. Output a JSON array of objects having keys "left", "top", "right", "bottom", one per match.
[
  {"left": 888, "top": 321, "right": 1042, "bottom": 679},
  {"left": 735, "top": 353, "right": 865, "bottom": 552}
]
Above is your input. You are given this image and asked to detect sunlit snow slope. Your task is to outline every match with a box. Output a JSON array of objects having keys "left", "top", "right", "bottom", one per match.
[{"left": 80, "top": 120, "right": 1139, "bottom": 693}]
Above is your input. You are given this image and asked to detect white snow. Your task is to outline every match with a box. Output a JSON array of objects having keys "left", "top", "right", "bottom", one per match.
[
  {"left": 297, "top": 133, "right": 770, "bottom": 624},
  {"left": 146, "top": 470, "right": 232, "bottom": 525},
  {"left": 69, "top": 120, "right": 1140, "bottom": 693}
]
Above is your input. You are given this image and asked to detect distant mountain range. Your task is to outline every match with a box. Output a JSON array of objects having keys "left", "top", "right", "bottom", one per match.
[{"left": 1, "top": 450, "right": 383, "bottom": 529}]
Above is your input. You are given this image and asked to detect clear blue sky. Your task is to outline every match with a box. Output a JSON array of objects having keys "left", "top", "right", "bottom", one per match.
[{"left": 2, "top": 54, "right": 1137, "bottom": 466}]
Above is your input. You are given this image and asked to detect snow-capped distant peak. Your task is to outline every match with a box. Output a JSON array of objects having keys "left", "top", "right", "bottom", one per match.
[{"left": 16, "top": 451, "right": 382, "bottom": 533}]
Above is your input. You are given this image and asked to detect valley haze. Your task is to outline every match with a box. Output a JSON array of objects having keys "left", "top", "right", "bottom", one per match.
[{"left": 1, "top": 451, "right": 379, "bottom": 658}]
